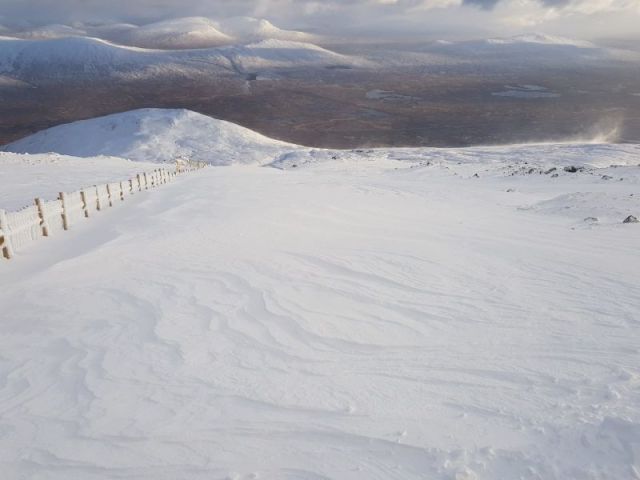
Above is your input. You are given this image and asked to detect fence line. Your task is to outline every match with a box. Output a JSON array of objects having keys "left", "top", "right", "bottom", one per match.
[{"left": 0, "top": 160, "right": 206, "bottom": 261}]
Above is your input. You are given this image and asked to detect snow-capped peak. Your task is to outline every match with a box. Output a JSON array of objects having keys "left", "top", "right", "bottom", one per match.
[
  {"left": 216, "top": 16, "right": 318, "bottom": 43},
  {"left": 487, "top": 33, "right": 594, "bottom": 48},
  {"left": 118, "top": 17, "right": 234, "bottom": 49}
]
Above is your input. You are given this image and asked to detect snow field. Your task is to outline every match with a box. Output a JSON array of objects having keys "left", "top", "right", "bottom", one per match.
[
  {"left": 0, "top": 152, "right": 638, "bottom": 479},
  {"left": 0, "top": 152, "right": 164, "bottom": 210}
]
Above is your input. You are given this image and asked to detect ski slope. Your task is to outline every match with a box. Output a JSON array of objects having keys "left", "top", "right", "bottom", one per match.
[{"left": 1, "top": 136, "right": 639, "bottom": 479}]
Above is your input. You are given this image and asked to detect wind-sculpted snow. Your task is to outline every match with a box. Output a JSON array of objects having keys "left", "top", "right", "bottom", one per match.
[{"left": 0, "top": 144, "right": 639, "bottom": 479}]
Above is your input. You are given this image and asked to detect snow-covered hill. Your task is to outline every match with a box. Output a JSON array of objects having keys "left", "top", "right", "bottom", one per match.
[
  {"left": 118, "top": 17, "right": 234, "bottom": 49},
  {"left": 11, "top": 23, "right": 87, "bottom": 40},
  {"left": 217, "top": 16, "right": 318, "bottom": 43},
  {"left": 5, "top": 17, "right": 317, "bottom": 47},
  {"left": 422, "top": 33, "right": 615, "bottom": 65},
  {"left": 2, "top": 109, "right": 300, "bottom": 164},
  {"left": 486, "top": 33, "right": 595, "bottom": 47},
  {"left": 1, "top": 126, "right": 639, "bottom": 479},
  {"left": 0, "top": 36, "right": 192, "bottom": 80},
  {"left": 0, "top": 35, "right": 363, "bottom": 82},
  {"left": 223, "top": 38, "right": 357, "bottom": 72}
]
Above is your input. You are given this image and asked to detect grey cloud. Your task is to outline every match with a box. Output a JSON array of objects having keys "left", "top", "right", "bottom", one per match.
[
  {"left": 462, "top": 0, "right": 502, "bottom": 10},
  {"left": 0, "top": 0, "right": 639, "bottom": 40}
]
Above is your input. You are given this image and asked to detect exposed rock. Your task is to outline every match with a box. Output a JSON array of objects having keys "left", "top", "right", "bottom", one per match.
[
  {"left": 584, "top": 217, "right": 598, "bottom": 223},
  {"left": 623, "top": 215, "right": 638, "bottom": 224},
  {"left": 564, "top": 166, "right": 584, "bottom": 173},
  {"left": 544, "top": 167, "right": 557, "bottom": 174}
]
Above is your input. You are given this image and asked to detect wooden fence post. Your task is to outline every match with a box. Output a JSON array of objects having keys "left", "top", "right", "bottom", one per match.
[
  {"left": 137, "top": 174, "right": 142, "bottom": 191},
  {"left": 143, "top": 172, "right": 149, "bottom": 190},
  {"left": 34, "top": 198, "right": 50, "bottom": 236},
  {"left": 129, "top": 179, "right": 134, "bottom": 193},
  {"left": 0, "top": 209, "right": 14, "bottom": 259},
  {"left": 59, "top": 192, "right": 70, "bottom": 230},
  {"left": 95, "top": 186, "right": 102, "bottom": 211},
  {"left": 80, "top": 190, "right": 90, "bottom": 218},
  {"left": 119, "top": 182, "right": 125, "bottom": 201},
  {"left": 106, "top": 184, "right": 113, "bottom": 207}
]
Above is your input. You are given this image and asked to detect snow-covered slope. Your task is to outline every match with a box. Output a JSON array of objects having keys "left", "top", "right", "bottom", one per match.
[
  {"left": 217, "top": 16, "right": 318, "bottom": 43},
  {"left": 2, "top": 109, "right": 300, "bottom": 165},
  {"left": 223, "top": 38, "right": 359, "bottom": 71},
  {"left": 409, "top": 33, "right": 625, "bottom": 67},
  {"left": 118, "top": 17, "right": 234, "bottom": 49},
  {"left": 486, "top": 33, "right": 595, "bottom": 47},
  {"left": 11, "top": 23, "right": 87, "bottom": 40},
  {"left": 0, "top": 152, "right": 160, "bottom": 210},
  {"left": 1, "top": 137, "right": 639, "bottom": 479},
  {"left": 0, "top": 36, "right": 235, "bottom": 81},
  {"left": 0, "top": 35, "right": 364, "bottom": 82},
  {"left": 3, "top": 17, "right": 317, "bottom": 47}
]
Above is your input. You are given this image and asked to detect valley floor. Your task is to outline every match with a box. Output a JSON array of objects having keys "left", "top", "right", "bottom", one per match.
[{"left": 1, "top": 152, "right": 639, "bottom": 479}]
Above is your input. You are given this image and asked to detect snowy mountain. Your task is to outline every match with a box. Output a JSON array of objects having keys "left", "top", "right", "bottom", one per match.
[
  {"left": 117, "top": 17, "right": 234, "bottom": 49},
  {"left": 486, "top": 33, "right": 595, "bottom": 47},
  {"left": 0, "top": 35, "right": 364, "bottom": 82},
  {"left": 3, "top": 17, "right": 317, "bottom": 47},
  {"left": 424, "top": 33, "right": 613, "bottom": 64},
  {"left": 11, "top": 23, "right": 87, "bottom": 40},
  {"left": 216, "top": 17, "right": 318, "bottom": 43},
  {"left": 0, "top": 36, "right": 228, "bottom": 81},
  {"left": 222, "top": 38, "right": 358, "bottom": 72},
  {"left": 2, "top": 108, "right": 300, "bottom": 164}
]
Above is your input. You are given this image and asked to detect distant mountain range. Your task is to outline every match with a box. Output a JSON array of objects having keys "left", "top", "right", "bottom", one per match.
[
  {"left": 0, "top": 19, "right": 637, "bottom": 85},
  {"left": 3, "top": 16, "right": 319, "bottom": 49},
  {"left": 0, "top": 35, "right": 362, "bottom": 83}
]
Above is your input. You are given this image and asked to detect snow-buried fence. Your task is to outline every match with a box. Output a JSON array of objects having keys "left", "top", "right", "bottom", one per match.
[{"left": 0, "top": 161, "right": 206, "bottom": 260}]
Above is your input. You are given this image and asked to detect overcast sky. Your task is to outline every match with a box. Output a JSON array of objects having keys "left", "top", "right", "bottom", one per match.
[{"left": 1, "top": 0, "right": 639, "bottom": 40}]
